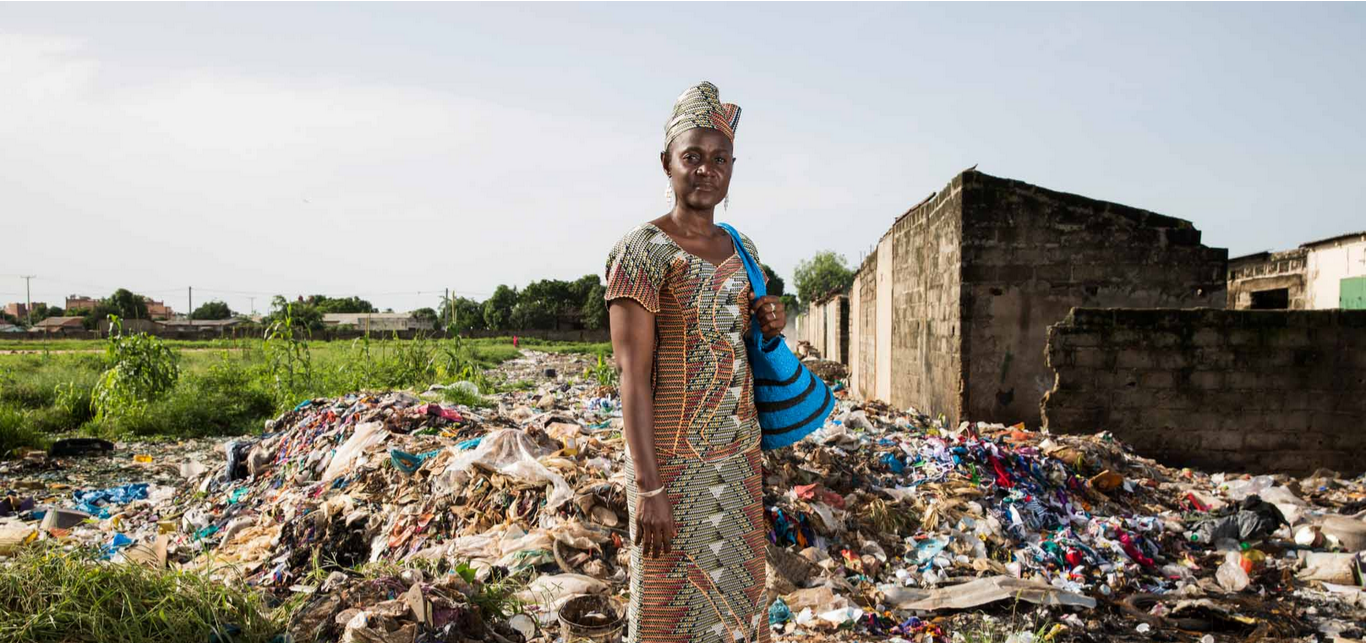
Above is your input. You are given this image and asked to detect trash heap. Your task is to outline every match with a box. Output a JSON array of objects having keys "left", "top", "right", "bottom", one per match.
[{"left": 3, "top": 350, "right": 1366, "bottom": 643}]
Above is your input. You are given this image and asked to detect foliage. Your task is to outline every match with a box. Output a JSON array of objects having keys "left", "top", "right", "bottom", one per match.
[
  {"left": 190, "top": 301, "right": 234, "bottom": 320},
  {"left": 105, "top": 288, "right": 151, "bottom": 320},
  {"left": 93, "top": 360, "right": 274, "bottom": 438},
  {"left": 581, "top": 283, "right": 608, "bottom": 330},
  {"left": 760, "top": 263, "right": 786, "bottom": 296},
  {"left": 0, "top": 545, "right": 281, "bottom": 643},
  {"left": 779, "top": 294, "right": 800, "bottom": 316},
  {"left": 439, "top": 296, "right": 486, "bottom": 333},
  {"left": 263, "top": 304, "right": 315, "bottom": 408},
  {"left": 305, "top": 295, "right": 377, "bottom": 315},
  {"left": 483, "top": 285, "right": 518, "bottom": 331},
  {"left": 263, "top": 296, "right": 325, "bottom": 332},
  {"left": 0, "top": 405, "right": 48, "bottom": 457},
  {"left": 411, "top": 307, "right": 439, "bottom": 330},
  {"left": 793, "top": 250, "right": 855, "bottom": 307},
  {"left": 91, "top": 318, "right": 181, "bottom": 421},
  {"left": 582, "top": 354, "right": 619, "bottom": 389}
]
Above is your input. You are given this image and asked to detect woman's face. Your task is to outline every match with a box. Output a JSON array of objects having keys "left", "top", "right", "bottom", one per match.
[{"left": 662, "top": 128, "right": 735, "bottom": 211}]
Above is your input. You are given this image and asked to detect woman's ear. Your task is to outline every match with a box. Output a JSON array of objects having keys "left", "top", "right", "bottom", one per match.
[{"left": 660, "top": 150, "right": 670, "bottom": 176}]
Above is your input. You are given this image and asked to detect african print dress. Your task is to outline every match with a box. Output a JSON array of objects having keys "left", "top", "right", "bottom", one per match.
[{"left": 604, "top": 223, "right": 769, "bottom": 643}]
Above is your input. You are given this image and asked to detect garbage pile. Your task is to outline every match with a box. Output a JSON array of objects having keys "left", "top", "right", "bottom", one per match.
[{"left": 3, "top": 349, "right": 1366, "bottom": 643}]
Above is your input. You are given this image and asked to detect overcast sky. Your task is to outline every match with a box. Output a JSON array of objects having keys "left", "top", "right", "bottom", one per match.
[{"left": 3, "top": 3, "right": 1363, "bottom": 316}]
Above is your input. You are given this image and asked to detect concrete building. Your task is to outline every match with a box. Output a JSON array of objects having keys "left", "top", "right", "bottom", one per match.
[
  {"left": 4, "top": 302, "right": 46, "bottom": 319},
  {"left": 65, "top": 296, "right": 99, "bottom": 313},
  {"left": 1229, "top": 231, "right": 1366, "bottom": 310},
  {"left": 145, "top": 298, "right": 173, "bottom": 320},
  {"left": 323, "top": 313, "right": 422, "bottom": 332},
  {"left": 848, "top": 170, "right": 1227, "bottom": 428}
]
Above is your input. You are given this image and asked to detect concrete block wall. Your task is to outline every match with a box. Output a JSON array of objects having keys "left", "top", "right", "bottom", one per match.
[
  {"left": 960, "top": 172, "right": 1228, "bottom": 427},
  {"left": 1043, "top": 308, "right": 1366, "bottom": 475}
]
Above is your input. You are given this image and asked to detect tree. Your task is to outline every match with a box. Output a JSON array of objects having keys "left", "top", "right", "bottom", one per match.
[
  {"left": 582, "top": 283, "right": 608, "bottom": 330},
  {"left": 440, "top": 296, "right": 486, "bottom": 333},
  {"left": 307, "top": 296, "right": 376, "bottom": 314},
  {"left": 411, "top": 307, "right": 439, "bottom": 330},
  {"left": 262, "top": 295, "right": 324, "bottom": 332},
  {"left": 0, "top": 311, "right": 16, "bottom": 326},
  {"left": 190, "top": 301, "right": 233, "bottom": 320},
  {"left": 793, "top": 251, "right": 854, "bottom": 308},
  {"left": 483, "top": 285, "right": 518, "bottom": 331},
  {"left": 105, "top": 289, "right": 150, "bottom": 320},
  {"left": 761, "top": 264, "right": 786, "bottom": 296}
]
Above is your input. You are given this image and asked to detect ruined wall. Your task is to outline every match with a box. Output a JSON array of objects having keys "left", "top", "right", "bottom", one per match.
[
  {"left": 852, "top": 254, "right": 878, "bottom": 401},
  {"left": 888, "top": 176, "right": 965, "bottom": 421},
  {"left": 1043, "top": 308, "right": 1366, "bottom": 475},
  {"left": 959, "top": 172, "right": 1227, "bottom": 427},
  {"left": 1228, "top": 249, "right": 1309, "bottom": 310}
]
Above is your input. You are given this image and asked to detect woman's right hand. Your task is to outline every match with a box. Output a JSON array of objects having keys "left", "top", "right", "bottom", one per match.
[{"left": 635, "top": 492, "right": 677, "bottom": 559}]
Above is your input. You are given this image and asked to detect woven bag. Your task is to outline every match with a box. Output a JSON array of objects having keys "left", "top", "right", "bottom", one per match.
[{"left": 717, "top": 223, "right": 835, "bottom": 450}]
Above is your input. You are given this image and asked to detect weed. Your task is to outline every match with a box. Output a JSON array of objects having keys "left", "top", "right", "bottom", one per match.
[
  {"left": 0, "top": 545, "right": 281, "bottom": 643},
  {"left": 264, "top": 305, "right": 315, "bottom": 408},
  {"left": 0, "top": 405, "right": 48, "bottom": 457},
  {"left": 583, "top": 354, "right": 619, "bottom": 389},
  {"left": 91, "top": 317, "right": 180, "bottom": 421}
]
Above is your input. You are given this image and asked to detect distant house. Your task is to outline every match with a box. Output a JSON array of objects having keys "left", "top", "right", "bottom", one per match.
[
  {"left": 4, "top": 302, "right": 45, "bottom": 318},
  {"left": 322, "top": 313, "right": 421, "bottom": 332},
  {"left": 158, "top": 319, "right": 246, "bottom": 331},
  {"left": 0, "top": 323, "right": 24, "bottom": 333},
  {"left": 33, "top": 317, "right": 86, "bottom": 332},
  {"left": 1229, "top": 230, "right": 1366, "bottom": 310},
  {"left": 65, "top": 296, "right": 99, "bottom": 313},
  {"left": 144, "top": 298, "right": 174, "bottom": 320}
]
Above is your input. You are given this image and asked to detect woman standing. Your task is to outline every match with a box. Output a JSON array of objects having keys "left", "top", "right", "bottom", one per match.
[{"left": 604, "top": 82, "right": 786, "bottom": 643}]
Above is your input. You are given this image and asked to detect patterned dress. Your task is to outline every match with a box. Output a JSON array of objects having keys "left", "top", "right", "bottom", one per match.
[{"left": 604, "top": 223, "right": 769, "bottom": 643}]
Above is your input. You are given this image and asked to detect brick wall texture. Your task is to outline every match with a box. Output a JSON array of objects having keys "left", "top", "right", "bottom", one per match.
[{"left": 1043, "top": 308, "right": 1366, "bottom": 475}]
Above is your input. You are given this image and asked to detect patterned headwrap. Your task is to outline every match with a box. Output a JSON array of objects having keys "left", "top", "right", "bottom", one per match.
[{"left": 663, "top": 81, "right": 741, "bottom": 152}]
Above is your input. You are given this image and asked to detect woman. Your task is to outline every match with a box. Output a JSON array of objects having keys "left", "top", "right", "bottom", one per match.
[{"left": 604, "top": 81, "right": 786, "bottom": 643}]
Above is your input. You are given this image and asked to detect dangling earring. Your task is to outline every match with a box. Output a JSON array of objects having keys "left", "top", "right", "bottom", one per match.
[
  {"left": 724, "top": 194, "right": 730, "bottom": 211},
  {"left": 665, "top": 183, "right": 675, "bottom": 207}
]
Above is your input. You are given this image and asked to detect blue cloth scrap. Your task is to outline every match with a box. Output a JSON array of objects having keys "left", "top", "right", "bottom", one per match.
[
  {"left": 880, "top": 452, "right": 906, "bottom": 474},
  {"left": 456, "top": 438, "right": 482, "bottom": 451},
  {"left": 389, "top": 448, "right": 442, "bottom": 474},
  {"left": 101, "top": 533, "right": 134, "bottom": 559},
  {"left": 72, "top": 483, "right": 149, "bottom": 518}
]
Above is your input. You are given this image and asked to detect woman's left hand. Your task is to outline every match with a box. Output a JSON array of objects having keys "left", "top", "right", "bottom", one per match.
[{"left": 751, "top": 295, "right": 786, "bottom": 340}]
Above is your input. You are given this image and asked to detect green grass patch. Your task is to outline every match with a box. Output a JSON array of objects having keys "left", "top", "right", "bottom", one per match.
[
  {"left": 0, "top": 546, "right": 281, "bottom": 643},
  {"left": 501, "top": 337, "right": 612, "bottom": 358},
  {"left": 0, "top": 405, "right": 49, "bottom": 457}
]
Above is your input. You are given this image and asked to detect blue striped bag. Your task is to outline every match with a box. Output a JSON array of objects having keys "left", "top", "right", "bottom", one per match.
[{"left": 718, "top": 223, "right": 836, "bottom": 450}]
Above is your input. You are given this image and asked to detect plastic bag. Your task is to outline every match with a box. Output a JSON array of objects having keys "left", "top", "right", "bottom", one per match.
[{"left": 433, "top": 429, "right": 573, "bottom": 511}]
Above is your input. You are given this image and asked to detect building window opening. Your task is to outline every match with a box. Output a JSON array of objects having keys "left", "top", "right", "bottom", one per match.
[{"left": 1250, "top": 288, "right": 1290, "bottom": 310}]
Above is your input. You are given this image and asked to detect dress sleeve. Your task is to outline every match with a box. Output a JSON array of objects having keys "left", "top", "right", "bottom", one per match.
[{"left": 604, "top": 227, "right": 668, "bottom": 313}]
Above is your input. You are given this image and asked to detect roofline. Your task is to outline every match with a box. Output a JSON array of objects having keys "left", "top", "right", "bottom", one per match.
[{"left": 1300, "top": 230, "right": 1366, "bottom": 249}]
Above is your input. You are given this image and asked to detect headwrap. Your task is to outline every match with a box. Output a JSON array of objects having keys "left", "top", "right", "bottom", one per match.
[{"left": 663, "top": 81, "right": 741, "bottom": 151}]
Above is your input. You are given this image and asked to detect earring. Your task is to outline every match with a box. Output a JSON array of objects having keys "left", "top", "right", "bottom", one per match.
[
  {"left": 724, "top": 194, "right": 730, "bottom": 211},
  {"left": 665, "top": 184, "right": 675, "bottom": 207}
]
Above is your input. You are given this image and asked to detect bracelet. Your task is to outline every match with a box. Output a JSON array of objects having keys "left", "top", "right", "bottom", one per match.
[{"left": 638, "top": 485, "right": 666, "bottom": 499}]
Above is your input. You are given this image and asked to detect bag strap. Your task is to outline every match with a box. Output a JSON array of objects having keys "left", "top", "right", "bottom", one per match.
[
  {"left": 717, "top": 222, "right": 768, "bottom": 347},
  {"left": 717, "top": 222, "right": 766, "bottom": 298}
]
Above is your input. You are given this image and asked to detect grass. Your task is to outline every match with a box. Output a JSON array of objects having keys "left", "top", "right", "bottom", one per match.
[
  {"left": 0, "top": 546, "right": 281, "bottom": 643},
  {"left": 0, "top": 336, "right": 612, "bottom": 456}
]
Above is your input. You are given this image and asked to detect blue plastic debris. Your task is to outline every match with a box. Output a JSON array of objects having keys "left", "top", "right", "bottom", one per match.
[
  {"left": 768, "top": 598, "right": 793, "bottom": 625},
  {"left": 880, "top": 452, "right": 906, "bottom": 474},
  {"left": 389, "top": 448, "right": 442, "bottom": 474},
  {"left": 72, "top": 483, "right": 149, "bottom": 518},
  {"left": 101, "top": 533, "right": 134, "bottom": 559},
  {"left": 456, "top": 438, "right": 482, "bottom": 451}
]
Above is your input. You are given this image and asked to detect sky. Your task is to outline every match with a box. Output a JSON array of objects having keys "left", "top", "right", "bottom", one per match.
[{"left": 3, "top": 3, "right": 1364, "bottom": 317}]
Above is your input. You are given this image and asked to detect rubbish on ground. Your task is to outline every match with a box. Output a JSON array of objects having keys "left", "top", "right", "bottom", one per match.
[
  {"left": 4, "top": 349, "right": 1366, "bottom": 642},
  {"left": 48, "top": 437, "right": 115, "bottom": 458}
]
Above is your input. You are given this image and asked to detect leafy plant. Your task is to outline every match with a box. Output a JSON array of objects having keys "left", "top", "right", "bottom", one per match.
[
  {"left": 91, "top": 317, "right": 180, "bottom": 420},
  {"left": 264, "top": 304, "right": 315, "bottom": 408},
  {"left": 583, "top": 354, "right": 619, "bottom": 390}
]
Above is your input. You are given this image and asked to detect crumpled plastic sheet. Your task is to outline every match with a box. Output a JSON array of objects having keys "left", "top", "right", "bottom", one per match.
[
  {"left": 72, "top": 483, "right": 149, "bottom": 518},
  {"left": 433, "top": 428, "right": 574, "bottom": 512}
]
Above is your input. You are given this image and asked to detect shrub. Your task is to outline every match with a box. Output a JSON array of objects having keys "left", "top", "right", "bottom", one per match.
[{"left": 92, "top": 320, "right": 180, "bottom": 421}]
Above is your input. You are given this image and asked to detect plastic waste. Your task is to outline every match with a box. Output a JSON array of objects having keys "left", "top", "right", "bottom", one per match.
[{"left": 1216, "top": 552, "right": 1251, "bottom": 592}]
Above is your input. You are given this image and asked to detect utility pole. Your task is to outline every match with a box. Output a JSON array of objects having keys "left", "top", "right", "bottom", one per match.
[
  {"left": 248, "top": 297, "right": 255, "bottom": 316},
  {"left": 21, "top": 275, "right": 35, "bottom": 327},
  {"left": 188, "top": 287, "right": 193, "bottom": 322},
  {"left": 445, "top": 288, "right": 451, "bottom": 330}
]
